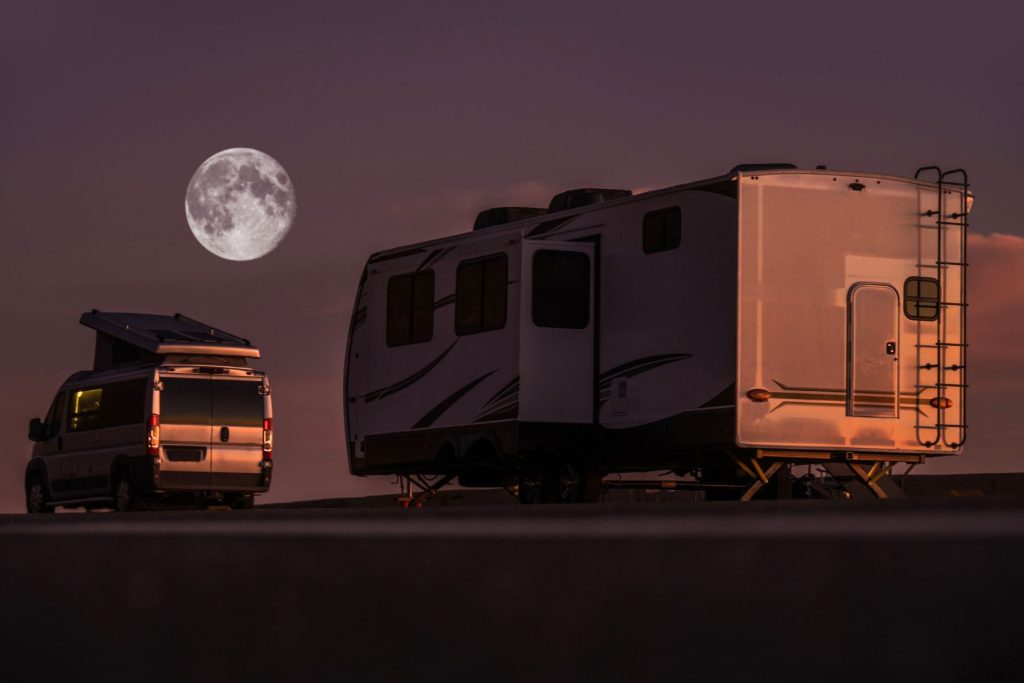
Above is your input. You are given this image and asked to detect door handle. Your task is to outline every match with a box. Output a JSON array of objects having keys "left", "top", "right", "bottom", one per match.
[{"left": 220, "top": 426, "right": 230, "bottom": 443}]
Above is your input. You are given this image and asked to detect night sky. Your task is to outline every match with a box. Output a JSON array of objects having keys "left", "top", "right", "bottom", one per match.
[{"left": 2, "top": 1, "right": 1021, "bottom": 512}]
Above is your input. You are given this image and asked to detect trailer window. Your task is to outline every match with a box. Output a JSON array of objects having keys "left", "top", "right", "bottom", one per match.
[
  {"left": 904, "top": 277, "right": 940, "bottom": 321},
  {"left": 386, "top": 270, "right": 435, "bottom": 346},
  {"left": 456, "top": 254, "right": 508, "bottom": 335},
  {"left": 532, "top": 250, "right": 590, "bottom": 329},
  {"left": 642, "top": 206, "right": 681, "bottom": 254}
]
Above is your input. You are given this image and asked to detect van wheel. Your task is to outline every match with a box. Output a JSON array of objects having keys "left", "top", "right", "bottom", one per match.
[
  {"left": 112, "top": 471, "right": 135, "bottom": 512},
  {"left": 26, "top": 475, "right": 53, "bottom": 514}
]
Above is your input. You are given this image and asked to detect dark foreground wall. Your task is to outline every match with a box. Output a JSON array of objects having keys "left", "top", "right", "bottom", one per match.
[{"left": 1, "top": 500, "right": 1023, "bottom": 682}]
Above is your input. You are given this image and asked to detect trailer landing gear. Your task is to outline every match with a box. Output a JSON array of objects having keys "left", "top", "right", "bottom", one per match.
[{"left": 396, "top": 473, "right": 457, "bottom": 508}]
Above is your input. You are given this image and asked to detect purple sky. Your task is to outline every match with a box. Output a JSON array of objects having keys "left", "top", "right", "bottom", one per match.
[{"left": 2, "top": 1, "right": 1022, "bottom": 511}]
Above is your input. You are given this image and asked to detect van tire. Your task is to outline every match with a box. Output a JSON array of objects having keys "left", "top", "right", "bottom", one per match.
[
  {"left": 112, "top": 470, "right": 135, "bottom": 512},
  {"left": 26, "top": 474, "right": 53, "bottom": 514}
]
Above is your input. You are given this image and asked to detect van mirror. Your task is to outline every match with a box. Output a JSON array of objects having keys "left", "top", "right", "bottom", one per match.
[{"left": 28, "top": 418, "right": 46, "bottom": 442}]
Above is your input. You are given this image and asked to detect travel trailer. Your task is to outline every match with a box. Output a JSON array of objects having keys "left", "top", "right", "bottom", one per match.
[
  {"left": 25, "top": 311, "right": 273, "bottom": 512},
  {"left": 343, "top": 165, "right": 969, "bottom": 502}
]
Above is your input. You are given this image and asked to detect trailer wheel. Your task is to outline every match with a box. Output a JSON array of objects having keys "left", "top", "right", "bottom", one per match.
[
  {"left": 540, "top": 462, "right": 602, "bottom": 504},
  {"left": 517, "top": 469, "right": 544, "bottom": 504}
]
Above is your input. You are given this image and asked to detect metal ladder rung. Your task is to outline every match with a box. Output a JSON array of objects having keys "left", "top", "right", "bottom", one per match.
[
  {"left": 918, "top": 364, "right": 965, "bottom": 370},
  {"left": 916, "top": 342, "right": 968, "bottom": 348},
  {"left": 936, "top": 382, "right": 969, "bottom": 388},
  {"left": 935, "top": 261, "right": 968, "bottom": 266},
  {"left": 939, "top": 302, "right": 968, "bottom": 308},
  {"left": 936, "top": 423, "right": 968, "bottom": 429}
]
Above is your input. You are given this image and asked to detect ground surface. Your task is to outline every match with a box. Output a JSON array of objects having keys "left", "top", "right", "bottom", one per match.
[{"left": 2, "top": 498, "right": 1023, "bottom": 681}]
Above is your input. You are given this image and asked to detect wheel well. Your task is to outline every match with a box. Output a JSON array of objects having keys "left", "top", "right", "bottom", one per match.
[
  {"left": 464, "top": 438, "right": 497, "bottom": 464},
  {"left": 110, "top": 456, "right": 132, "bottom": 486},
  {"left": 25, "top": 460, "right": 47, "bottom": 490}
]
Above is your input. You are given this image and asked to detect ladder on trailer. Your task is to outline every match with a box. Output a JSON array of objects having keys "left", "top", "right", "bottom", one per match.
[{"left": 912, "top": 166, "right": 969, "bottom": 449}]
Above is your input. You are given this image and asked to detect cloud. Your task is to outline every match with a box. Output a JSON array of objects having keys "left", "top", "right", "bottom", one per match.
[
  {"left": 965, "top": 232, "right": 1024, "bottom": 381},
  {"left": 382, "top": 180, "right": 561, "bottom": 224}
]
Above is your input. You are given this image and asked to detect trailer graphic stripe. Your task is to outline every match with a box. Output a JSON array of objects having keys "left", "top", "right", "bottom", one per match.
[
  {"left": 525, "top": 214, "right": 578, "bottom": 238},
  {"left": 766, "top": 380, "right": 928, "bottom": 415},
  {"left": 433, "top": 294, "right": 455, "bottom": 309},
  {"left": 351, "top": 306, "right": 367, "bottom": 332},
  {"left": 598, "top": 353, "right": 694, "bottom": 386},
  {"left": 364, "top": 341, "right": 459, "bottom": 402},
  {"left": 481, "top": 376, "right": 519, "bottom": 410},
  {"left": 368, "top": 247, "right": 428, "bottom": 264},
  {"left": 418, "top": 246, "right": 454, "bottom": 271},
  {"left": 413, "top": 371, "right": 497, "bottom": 429}
]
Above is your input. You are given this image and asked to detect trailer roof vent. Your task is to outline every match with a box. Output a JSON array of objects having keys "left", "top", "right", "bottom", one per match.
[
  {"left": 473, "top": 206, "right": 549, "bottom": 231},
  {"left": 547, "top": 188, "right": 632, "bottom": 213},
  {"left": 729, "top": 163, "right": 797, "bottom": 174}
]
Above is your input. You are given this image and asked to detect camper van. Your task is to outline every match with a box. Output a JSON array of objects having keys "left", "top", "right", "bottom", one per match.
[
  {"left": 343, "top": 165, "right": 969, "bottom": 501},
  {"left": 25, "top": 311, "right": 273, "bottom": 512}
]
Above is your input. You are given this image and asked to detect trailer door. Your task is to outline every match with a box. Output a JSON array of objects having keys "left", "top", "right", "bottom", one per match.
[
  {"left": 519, "top": 240, "right": 596, "bottom": 424},
  {"left": 847, "top": 283, "right": 900, "bottom": 418}
]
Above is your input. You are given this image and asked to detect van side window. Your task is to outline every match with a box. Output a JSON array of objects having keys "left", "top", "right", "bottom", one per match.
[
  {"left": 456, "top": 254, "right": 508, "bottom": 335},
  {"left": 904, "top": 277, "right": 940, "bottom": 321},
  {"left": 387, "top": 270, "right": 435, "bottom": 347},
  {"left": 642, "top": 206, "right": 681, "bottom": 254},
  {"left": 532, "top": 250, "right": 591, "bottom": 329},
  {"left": 67, "top": 379, "right": 147, "bottom": 432},
  {"left": 103, "top": 379, "right": 147, "bottom": 428},
  {"left": 69, "top": 387, "right": 104, "bottom": 432}
]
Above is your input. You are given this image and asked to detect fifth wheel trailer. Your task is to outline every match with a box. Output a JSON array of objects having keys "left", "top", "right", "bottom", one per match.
[{"left": 343, "top": 164, "right": 970, "bottom": 501}]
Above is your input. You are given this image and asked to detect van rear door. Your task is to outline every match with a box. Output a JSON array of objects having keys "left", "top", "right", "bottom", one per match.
[
  {"left": 159, "top": 376, "right": 213, "bottom": 489},
  {"left": 208, "top": 379, "right": 265, "bottom": 490}
]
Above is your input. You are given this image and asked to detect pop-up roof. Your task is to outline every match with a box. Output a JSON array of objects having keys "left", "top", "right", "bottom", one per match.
[{"left": 80, "top": 310, "right": 260, "bottom": 360}]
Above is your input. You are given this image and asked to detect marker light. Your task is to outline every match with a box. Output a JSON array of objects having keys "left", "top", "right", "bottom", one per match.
[
  {"left": 929, "top": 397, "right": 953, "bottom": 410},
  {"left": 262, "top": 418, "right": 273, "bottom": 459},
  {"left": 146, "top": 413, "right": 160, "bottom": 457},
  {"left": 746, "top": 388, "right": 772, "bottom": 402},
  {"left": 965, "top": 193, "right": 974, "bottom": 213}
]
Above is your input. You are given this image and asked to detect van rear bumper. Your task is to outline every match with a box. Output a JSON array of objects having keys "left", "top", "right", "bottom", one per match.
[{"left": 157, "top": 471, "right": 271, "bottom": 493}]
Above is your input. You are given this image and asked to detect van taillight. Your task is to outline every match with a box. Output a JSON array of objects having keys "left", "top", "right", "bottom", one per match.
[
  {"left": 263, "top": 418, "right": 273, "bottom": 459},
  {"left": 147, "top": 413, "right": 160, "bottom": 457}
]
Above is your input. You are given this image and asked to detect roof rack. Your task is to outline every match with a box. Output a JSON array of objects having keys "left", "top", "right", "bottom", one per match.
[{"left": 80, "top": 310, "right": 260, "bottom": 360}]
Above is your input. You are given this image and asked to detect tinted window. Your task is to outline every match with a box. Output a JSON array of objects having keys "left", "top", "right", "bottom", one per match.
[
  {"left": 161, "top": 378, "right": 211, "bottom": 425},
  {"left": 642, "top": 206, "right": 681, "bottom": 254},
  {"left": 386, "top": 270, "right": 435, "bottom": 346},
  {"left": 532, "top": 250, "right": 591, "bottom": 329},
  {"left": 904, "top": 277, "right": 940, "bottom": 321},
  {"left": 456, "top": 254, "right": 508, "bottom": 335},
  {"left": 212, "top": 381, "right": 264, "bottom": 427},
  {"left": 102, "top": 379, "right": 146, "bottom": 427}
]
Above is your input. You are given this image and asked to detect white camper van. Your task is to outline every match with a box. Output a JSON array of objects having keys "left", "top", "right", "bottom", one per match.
[
  {"left": 343, "top": 165, "right": 969, "bottom": 501},
  {"left": 25, "top": 312, "right": 273, "bottom": 512}
]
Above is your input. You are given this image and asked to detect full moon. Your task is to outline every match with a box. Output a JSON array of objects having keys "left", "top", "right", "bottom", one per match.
[{"left": 185, "top": 148, "right": 296, "bottom": 261}]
